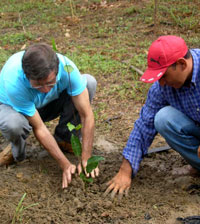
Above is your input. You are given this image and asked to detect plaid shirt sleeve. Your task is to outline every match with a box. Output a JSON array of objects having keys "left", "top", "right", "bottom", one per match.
[{"left": 123, "top": 82, "right": 168, "bottom": 176}]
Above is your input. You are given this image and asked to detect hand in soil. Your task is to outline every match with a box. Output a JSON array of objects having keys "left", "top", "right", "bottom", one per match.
[
  {"left": 104, "top": 158, "right": 132, "bottom": 199},
  {"left": 62, "top": 163, "right": 76, "bottom": 188},
  {"left": 104, "top": 169, "right": 131, "bottom": 200},
  {"left": 77, "top": 159, "right": 99, "bottom": 178}
]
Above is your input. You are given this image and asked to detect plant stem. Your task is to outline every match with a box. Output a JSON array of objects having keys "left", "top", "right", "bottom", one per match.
[{"left": 69, "top": 0, "right": 75, "bottom": 17}]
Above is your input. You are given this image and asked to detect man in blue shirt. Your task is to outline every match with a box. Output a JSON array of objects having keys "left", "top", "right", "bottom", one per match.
[
  {"left": 105, "top": 35, "right": 200, "bottom": 198},
  {"left": 0, "top": 43, "right": 98, "bottom": 188}
]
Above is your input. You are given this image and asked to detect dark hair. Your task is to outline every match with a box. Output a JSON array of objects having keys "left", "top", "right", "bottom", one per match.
[
  {"left": 22, "top": 43, "right": 59, "bottom": 80},
  {"left": 183, "top": 50, "right": 191, "bottom": 59},
  {"left": 171, "top": 50, "right": 191, "bottom": 68}
]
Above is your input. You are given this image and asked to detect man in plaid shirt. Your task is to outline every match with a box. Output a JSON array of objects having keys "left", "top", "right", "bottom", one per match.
[{"left": 105, "top": 35, "right": 200, "bottom": 198}]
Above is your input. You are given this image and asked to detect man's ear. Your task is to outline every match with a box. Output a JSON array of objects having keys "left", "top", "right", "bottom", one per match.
[{"left": 176, "top": 58, "right": 187, "bottom": 70}]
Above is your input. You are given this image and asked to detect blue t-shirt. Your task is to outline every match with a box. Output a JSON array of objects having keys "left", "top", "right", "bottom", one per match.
[{"left": 0, "top": 51, "right": 87, "bottom": 116}]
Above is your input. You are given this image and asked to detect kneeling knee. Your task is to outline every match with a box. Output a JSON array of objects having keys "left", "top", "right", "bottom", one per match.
[
  {"left": 154, "top": 106, "right": 172, "bottom": 133},
  {"left": 84, "top": 74, "right": 97, "bottom": 101},
  {"left": 5, "top": 116, "right": 30, "bottom": 138},
  {"left": 86, "top": 75, "right": 97, "bottom": 90}
]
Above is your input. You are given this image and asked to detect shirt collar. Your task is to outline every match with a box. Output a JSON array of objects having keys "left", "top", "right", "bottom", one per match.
[{"left": 190, "top": 49, "right": 200, "bottom": 86}]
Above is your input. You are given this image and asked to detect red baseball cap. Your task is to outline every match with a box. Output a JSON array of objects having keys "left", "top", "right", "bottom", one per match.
[{"left": 140, "top": 35, "right": 188, "bottom": 83}]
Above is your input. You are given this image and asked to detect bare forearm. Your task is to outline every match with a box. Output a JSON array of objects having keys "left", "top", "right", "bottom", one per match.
[
  {"left": 33, "top": 125, "right": 70, "bottom": 169},
  {"left": 81, "top": 112, "right": 95, "bottom": 160}
]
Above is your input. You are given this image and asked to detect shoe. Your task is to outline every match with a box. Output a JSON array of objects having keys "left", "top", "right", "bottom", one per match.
[
  {"left": 57, "top": 141, "right": 74, "bottom": 153},
  {"left": 54, "top": 133, "right": 74, "bottom": 153},
  {"left": 0, "top": 144, "right": 14, "bottom": 166}
]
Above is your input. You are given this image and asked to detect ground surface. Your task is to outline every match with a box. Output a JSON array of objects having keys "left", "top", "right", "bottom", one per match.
[{"left": 1, "top": 0, "right": 200, "bottom": 223}]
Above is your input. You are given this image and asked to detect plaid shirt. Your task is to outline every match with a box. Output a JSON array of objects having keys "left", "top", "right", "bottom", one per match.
[{"left": 123, "top": 49, "right": 200, "bottom": 176}]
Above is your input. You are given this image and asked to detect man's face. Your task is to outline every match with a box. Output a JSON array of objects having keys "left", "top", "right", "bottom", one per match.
[
  {"left": 30, "top": 71, "right": 57, "bottom": 93},
  {"left": 158, "top": 62, "right": 188, "bottom": 89}
]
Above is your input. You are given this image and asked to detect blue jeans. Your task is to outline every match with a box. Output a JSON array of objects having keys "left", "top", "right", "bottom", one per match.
[{"left": 154, "top": 106, "right": 200, "bottom": 171}]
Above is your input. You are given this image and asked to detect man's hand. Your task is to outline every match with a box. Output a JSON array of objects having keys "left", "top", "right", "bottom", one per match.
[
  {"left": 104, "top": 158, "right": 132, "bottom": 199},
  {"left": 26, "top": 111, "right": 77, "bottom": 189},
  {"left": 77, "top": 159, "right": 99, "bottom": 178},
  {"left": 62, "top": 163, "right": 76, "bottom": 188}
]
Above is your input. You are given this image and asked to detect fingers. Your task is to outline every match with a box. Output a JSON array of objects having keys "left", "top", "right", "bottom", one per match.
[
  {"left": 118, "top": 186, "right": 129, "bottom": 200},
  {"left": 77, "top": 163, "right": 89, "bottom": 177},
  {"left": 71, "top": 165, "right": 76, "bottom": 174},
  {"left": 111, "top": 187, "right": 118, "bottom": 199},
  {"left": 90, "top": 167, "right": 99, "bottom": 178},
  {"left": 94, "top": 167, "right": 99, "bottom": 177},
  {"left": 62, "top": 172, "right": 68, "bottom": 189},
  {"left": 62, "top": 165, "right": 76, "bottom": 189},
  {"left": 85, "top": 167, "right": 89, "bottom": 177},
  {"left": 125, "top": 187, "right": 129, "bottom": 197},
  {"left": 104, "top": 179, "right": 130, "bottom": 200},
  {"left": 79, "top": 161, "right": 100, "bottom": 178},
  {"left": 77, "top": 163, "right": 82, "bottom": 175},
  {"left": 103, "top": 182, "right": 114, "bottom": 197},
  {"left": 104, "top": 183, "right": 122, "bottom": 199}
]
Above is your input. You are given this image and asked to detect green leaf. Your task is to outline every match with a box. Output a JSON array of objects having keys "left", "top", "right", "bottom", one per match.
[
  {"left": 70, "top": 134, "right": 82, "bottom": 157},
  {"left": 75, "top": 124, "right": 82, "bottom": 131},
  {"left": 80, "top": 172, "right": 93, "bottom": 183},
  {"left": 67, "top": 122, "right": 75, "bottom": 132},
  {"left": 86, "top": 156, "right": 104, "bottom": 173},
  {"left": 16, "top": 193, "right": 26, "bottom": 213},
  {"left": 64, "top": 65, "right": 74, "bottom": 73},
  {"left": 52, "top": 39, "right": 57, "bottom": 51}
]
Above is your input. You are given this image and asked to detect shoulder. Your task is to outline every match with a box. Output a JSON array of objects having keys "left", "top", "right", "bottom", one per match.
[
  {"left": 190, "top": 49, "right": 200, "bottom": 64},
  {"left": 3, "top": 51, "right": 25, "bottom": 69},
  {"left": 1, "top": 51, "right": 25, "bottom": 78}
]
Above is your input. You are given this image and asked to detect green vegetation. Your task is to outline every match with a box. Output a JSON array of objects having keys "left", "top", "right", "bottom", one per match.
[
  {"left": 67, "top": 122, "right": 104, "bottom": 184},
  {"left": 0, "top": 0, "right": 199, "bottom": 134},
  {"left": 12, "top": 193, "right": 38, "bottom": 224},
  {"left": 0, "top": 0, "right": 199, "bottom": 222}
]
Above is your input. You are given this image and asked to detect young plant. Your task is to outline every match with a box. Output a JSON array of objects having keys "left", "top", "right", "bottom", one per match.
[
  {"left": 12, "top": 193, "right": 39, "bottom": 224},
  {"left": 67, "top": 122, "right": 104, "bottom": 184}
]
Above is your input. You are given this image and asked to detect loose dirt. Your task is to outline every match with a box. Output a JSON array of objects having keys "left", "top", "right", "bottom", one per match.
[
  {"left": 1, "top": 128, "right": 200, "bottom": 224},
  {"left": 1, "top": 0, "right": 200, "bottom": 223}
]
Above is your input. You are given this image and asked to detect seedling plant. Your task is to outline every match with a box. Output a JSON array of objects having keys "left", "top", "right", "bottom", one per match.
[
  {"left": 67, "top": 122, "right": 104, "bottom": 185},
  {"left": 12, "top": 193, "right": 39, "bottom": 224},
  {"left": 52, "top": 40, "right": 104, "bottom": 185}
]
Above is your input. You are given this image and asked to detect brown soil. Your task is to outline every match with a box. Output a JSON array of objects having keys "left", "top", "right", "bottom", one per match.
[
  {"left": 1, "top": 0, "right": 200, "bottom": 223},
  {"left": 1, "top": 134, "right": 200, "bottom": 224}
]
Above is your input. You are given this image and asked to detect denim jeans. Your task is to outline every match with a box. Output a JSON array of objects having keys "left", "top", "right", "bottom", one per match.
[
  {"left": 0, "top": 74, "right": 97, "bottom": 161},
  {"left": 154, "top": 106, "right": 200, "bottom": 171}
]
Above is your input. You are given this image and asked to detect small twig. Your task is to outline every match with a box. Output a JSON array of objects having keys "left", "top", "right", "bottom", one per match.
[
  {"left": 69, "top": 0, "right": 75, "bottom": 17},
  {"left": 154, "top": 0, "right": 158, "bottom": 33},
  {"left": 104, "top": 114, "right": 123, "bottom": 125},
  {"left": 18, "top": 13, "right": 26, "bottom": 34},
  {"left": 130, "top": 65, "right": 144, "bottom": 76}
]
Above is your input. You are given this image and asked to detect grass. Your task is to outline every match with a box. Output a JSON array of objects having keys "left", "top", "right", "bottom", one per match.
[
  {"left": 0, "top": 32, "right": 35, "bottom": 46},
  {"left": 11, "top": 193, "right": 38, "bottom": 224},
  {"left": 0, "top": 48, "right": 10, "bottom": 68},
  {"left": 68, "top": 51, "right": 127, "bottom": 76},
  {"left": 0, "top": 0, "right": 200, "bottom": 110},
  {"left": 0, "top": 1, "right": 200, "bottom": 222}
]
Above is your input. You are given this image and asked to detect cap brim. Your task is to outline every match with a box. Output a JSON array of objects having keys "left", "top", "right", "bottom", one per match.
[{"left": 140, "top": 67, "right": 167, "bottom": 83}]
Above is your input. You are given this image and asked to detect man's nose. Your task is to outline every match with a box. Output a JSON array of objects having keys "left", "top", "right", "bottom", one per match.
[{"left": 40, "top": 86, "right": 51, "bottom": 93}]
